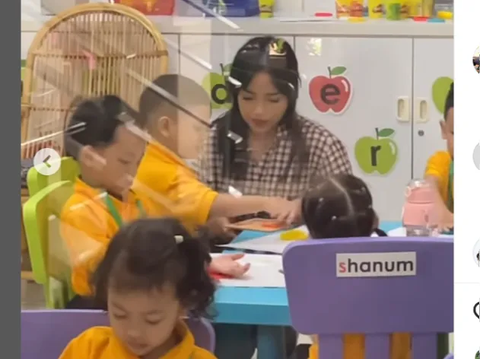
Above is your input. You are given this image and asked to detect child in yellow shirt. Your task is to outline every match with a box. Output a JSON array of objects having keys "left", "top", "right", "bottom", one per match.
[
  {"left": 135, "top": 75, "right": 301, "bottom": 359},
  {"left": 134, "top": 74, "right": 300, "bottom": 238},
  {"left": 301, "top": 174, "right": 411, "bottom": 359},
  {"left": 61, "top": 96, "right": 249, "bottom": 307},
  {"left": 424, "top": 82, "right": 454, "bottom": 230},
  {"left": 59, "top": 217, "right": 217, "bottom": 359},
  {"left": 61, "top": 95, "right": 162, "bottom": 299}
]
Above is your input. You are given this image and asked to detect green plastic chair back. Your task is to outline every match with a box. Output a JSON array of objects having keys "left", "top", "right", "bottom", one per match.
[
  {"left": 27, "top": 157, "right": 79, "bottom": 197},
  {"left": 23, "top": 181, "right": 75, "bottom": 308}
]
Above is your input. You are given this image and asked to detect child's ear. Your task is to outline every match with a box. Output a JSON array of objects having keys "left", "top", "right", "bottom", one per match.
[
  {"left": 439, "top": 120, "right": 447, "bottom": 140},
  {"left": 79, "top": 146, "right": 106, "bottom": 171},
  {"left": 155, "top": 116, "right": 175, "bottom": 138}
]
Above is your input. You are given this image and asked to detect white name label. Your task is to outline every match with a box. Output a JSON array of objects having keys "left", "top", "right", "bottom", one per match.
[{"left": 336, "top": 252, "right": 416, "bottom": 277}]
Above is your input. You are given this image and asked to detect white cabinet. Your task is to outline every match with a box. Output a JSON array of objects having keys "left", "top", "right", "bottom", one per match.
[
  {"left": 295, "top": 37, "right": 414, "bottom": 221},
  {"left": 412, "top": 39, "right": 453, "bottom": 179}
]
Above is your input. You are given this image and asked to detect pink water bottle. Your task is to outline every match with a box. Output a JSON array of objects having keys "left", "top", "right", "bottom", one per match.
[{"left": 402, "top": 179, "right": 439, "bottom": 236}]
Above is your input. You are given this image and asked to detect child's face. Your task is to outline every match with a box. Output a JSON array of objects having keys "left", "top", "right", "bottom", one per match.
[
  {"left": 108, "top": 285, "right": 184, "bottom": 357},
  {"left": 441, "top": 107, "right": 454, "bottom": 157},
  {"left": 88, "top": 126, "right": 146, "bottom": 196},
  {"left": 176, "top": 105, "right": 211, "bottom": 159},
  {"left": 155, "top": 104, "right": 211, "bottom": 159}
]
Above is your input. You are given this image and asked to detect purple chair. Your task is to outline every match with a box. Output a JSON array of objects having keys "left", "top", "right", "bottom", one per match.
[
  {"left": 21, "top": 310, "right": 215, "bottom": 359},
  {"left": 283, "top": 237, "right": 453, "bottom": 359}
]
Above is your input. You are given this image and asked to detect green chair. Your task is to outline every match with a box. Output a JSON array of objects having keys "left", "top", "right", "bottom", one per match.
[
  {"left": 23, "top": 181, "right": 75, "bottom": 308},
  {"left": 27, "top": 157, "right": 79, "bottom": 197}
]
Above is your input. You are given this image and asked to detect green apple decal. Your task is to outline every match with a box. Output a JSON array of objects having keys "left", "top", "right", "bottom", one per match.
[
  {"left": 355, "top": 128, "right": 398, "bottom": 175},
  {"left": 432, "top": 76, "right": 453, "bottom": 115},
  {"left": 202, "top": 63, "right": 232, "bottom": 109}
]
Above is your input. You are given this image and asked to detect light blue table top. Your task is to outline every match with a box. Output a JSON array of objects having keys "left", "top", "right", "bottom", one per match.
[{"left": 213, "top": 221, "right": 401, "bottom": 325}]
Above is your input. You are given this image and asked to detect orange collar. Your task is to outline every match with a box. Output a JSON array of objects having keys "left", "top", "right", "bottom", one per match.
[{"left": 109, "top": 321, "right": 195, "bottom": 358}]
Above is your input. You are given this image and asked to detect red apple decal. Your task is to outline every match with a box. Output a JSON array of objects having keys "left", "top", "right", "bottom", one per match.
[{"left": 309, "top": 66, "right": 352, "bottom": 114}]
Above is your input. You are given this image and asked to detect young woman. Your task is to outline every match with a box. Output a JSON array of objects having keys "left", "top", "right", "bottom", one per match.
[
  {"left": 198, "top": 36, "right": 352, "bottom": 359},
  {"left": 199, "top": 36, "right": 352, "bottom": 202}
]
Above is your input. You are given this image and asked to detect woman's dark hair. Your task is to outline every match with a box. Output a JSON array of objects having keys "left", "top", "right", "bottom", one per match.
[
  {"left": 444, "top": 82, "right": 453, "bottom": 120},
  {"left": 64, "top": 95, "right": 139, "bottom": 159},
  {"left": 302, "top": 174, "right": 376, "bottom": 239},
  {"left": 214, "top": 36, "right": 306, "bottom": 184},
  {"left": 91, "top": 217, "right": 216, "bottom": 317}
]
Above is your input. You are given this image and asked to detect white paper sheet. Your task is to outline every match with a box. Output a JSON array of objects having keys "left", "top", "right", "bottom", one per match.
[
  {"left": 388, "top": 227, "right": 453, "bottom": 238},
  {"left": 218, "top": 225, "right": 310, "bottom": 254},
  {"left": 211, "top": 253, "right": 285, "bottom": 288}
]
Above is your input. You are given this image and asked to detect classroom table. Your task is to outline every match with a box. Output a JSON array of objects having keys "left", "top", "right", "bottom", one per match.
[{"left": 213, "top": 221, "right": 403, "bottom": 359}]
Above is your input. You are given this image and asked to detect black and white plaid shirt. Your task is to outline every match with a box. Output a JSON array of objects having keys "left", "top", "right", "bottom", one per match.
[{"left": 198, "top": 116, "right": 352, "bottom": 199}]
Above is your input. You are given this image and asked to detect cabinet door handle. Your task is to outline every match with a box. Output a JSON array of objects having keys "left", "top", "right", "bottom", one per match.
[
  {"left": 396, "top": 97, "right": 410, "bottom": 122},
  {"left": 415, "top": 98, "right": 429, "bottom": 123}
]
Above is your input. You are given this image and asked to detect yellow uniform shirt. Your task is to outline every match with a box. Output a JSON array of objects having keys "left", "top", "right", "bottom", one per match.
[
  {"left": 59, "top": 321, "right": 216, "bottom": 359},
  {"left": 308, "top": 333, "right": 411, "bottom": 359},
  {"left": 60, "top": 178, "right": 169, "bottom": 296},
  {"left": 424, "top": 151, "right": 453, "bottom": 210},
  {"left": 134, "top": 142, "right": 218, "bottom": 231}
]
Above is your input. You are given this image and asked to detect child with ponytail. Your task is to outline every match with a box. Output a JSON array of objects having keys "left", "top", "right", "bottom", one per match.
[
  {"left": 301, "top": 174, "right": 410, "bottom": 359},
  {"left": 59, "top": 217, "right": 219, "bottom": 359}
]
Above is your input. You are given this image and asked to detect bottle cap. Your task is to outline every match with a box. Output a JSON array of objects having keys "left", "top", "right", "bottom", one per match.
[
  {"left": 437, "top": 11, "right": 453, "bottom": 20},
  {"left": 315, "top": 12, "right": 333, "bottom": 17},
  {"left": 413, "top": 16, "right": 429, "bottom": 22},
  {"left": 427, "top": 18, "right": 445, "bottom": 23}
]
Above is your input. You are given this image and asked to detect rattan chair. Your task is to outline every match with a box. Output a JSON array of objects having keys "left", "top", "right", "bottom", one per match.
[{"left": 21, "top": 3, "right": 169, "bottom": 160}]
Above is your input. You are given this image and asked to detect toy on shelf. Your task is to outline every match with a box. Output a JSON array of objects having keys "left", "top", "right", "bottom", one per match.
[
  {"left": 336, "top": 0, "right": 350, "bottom": 17},
  {"left": 182, "top": 0, "right": 260, "bottom": 17},
  {"left": 368, "top": 0, "right": 383, "bottom": 18},
  {"left": 259, "top": 0, "right": 274, "bottom": 17},
  {"left": 437, "top": 10, "right": 453, "bottom": 20},
  {"left": 349, "top": 0, "right": 364, "bottom": 16},
  {"left": 114, "top": 0, "right": 175, "bottom": 15}
]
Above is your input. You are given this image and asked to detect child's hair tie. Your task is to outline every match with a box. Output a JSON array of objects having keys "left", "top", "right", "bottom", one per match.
[{"left": 174, "top": 235, "right": 184, "bottom": 244}]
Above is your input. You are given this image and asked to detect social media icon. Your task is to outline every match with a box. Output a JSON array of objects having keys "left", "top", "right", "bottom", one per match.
[
  {"left": 474, "top": 143, "right": 480, "bottom": 170},
  {"left": 33, "top": 148, "right": 61, "bottom": 176},
  {"left": 474, "top": 240, "right": 480, "bottom": 266}
]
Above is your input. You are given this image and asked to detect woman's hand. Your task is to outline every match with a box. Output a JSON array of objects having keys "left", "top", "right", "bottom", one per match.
[
  {"left": 210, "top": 253, "right": 250, "bottom": 278},
  {"left": 263, "top": 198, "right": 302, "bottom": 225}
]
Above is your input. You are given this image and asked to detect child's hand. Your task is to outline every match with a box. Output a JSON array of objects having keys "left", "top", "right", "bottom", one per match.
[
  {"left": 210, "top": 253, "right": 250, "bottom": 278},
  {"left": 437, "top": 209, "right": 454, "bottom": 232},
  {"left": 264, "top": 198, "right": 302, "bottom": 225},
  {"left": 206, "top": 217, "right": 237, "bottom": 240}
]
